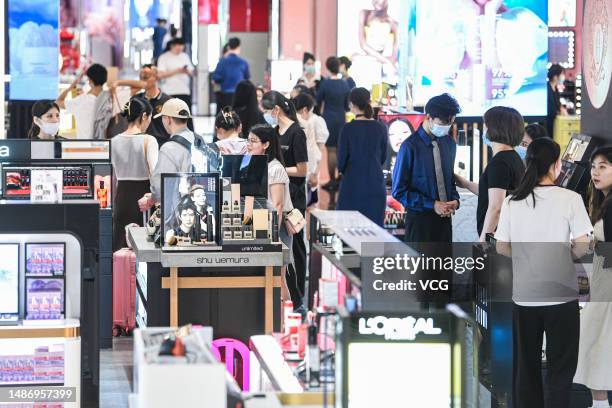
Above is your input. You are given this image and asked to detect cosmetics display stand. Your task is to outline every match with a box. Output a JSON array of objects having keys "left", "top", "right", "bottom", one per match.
[
  {"left": 127, "top": 226, "right": 290, "bottom": 344},
  {"left": 0, "top": 232, "right": 86, "bottom": 407},
  {"left": 0, "top": 139, "right": 113, "bottom": 350}
]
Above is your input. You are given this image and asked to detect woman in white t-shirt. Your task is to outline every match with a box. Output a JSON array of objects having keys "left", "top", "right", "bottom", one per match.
[
  {"left": 495, "top": 138, "right": 592, "bottom": 408},
  {"left": 111, "top": 97, "right": 159, "bottom": 250},
  {"left": 293, "top": 92, "right": 329, "bottom": 204},
  {"left": 247, "top": 124, "right": 296, "bottom": 304}
]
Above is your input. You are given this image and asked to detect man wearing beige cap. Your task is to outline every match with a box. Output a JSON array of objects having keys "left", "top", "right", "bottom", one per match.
[{"left": 139, "top": 98, "right": 203, "bottom": 210}]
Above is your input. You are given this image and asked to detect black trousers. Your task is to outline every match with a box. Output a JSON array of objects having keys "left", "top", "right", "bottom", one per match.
[
  {"left": 171, "top": 94, "right": 194, "bottom": 130},
  {"left": 287, "top": 208, "right": 307, "bottom": 308},
  {"left": 513, "top": 301, "right": 580, "bottom": 408},
  {"left": 404, "top": 210, "right": 452, "bottom": 244}
]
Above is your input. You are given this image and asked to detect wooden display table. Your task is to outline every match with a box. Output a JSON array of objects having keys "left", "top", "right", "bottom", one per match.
[{"left": 128, "top": 227, "right": 289, "bottom": 340}]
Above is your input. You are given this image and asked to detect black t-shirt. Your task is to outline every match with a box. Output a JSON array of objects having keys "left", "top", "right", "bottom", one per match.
[
  {"left": 477, "top": 150, "right": 525, "bottom": 236},
  {"left": 142, "top": 90, "right": 172, "bottom": 147},
  {"left": 278, "top": 122, "right": 308, "bottom": 210}
]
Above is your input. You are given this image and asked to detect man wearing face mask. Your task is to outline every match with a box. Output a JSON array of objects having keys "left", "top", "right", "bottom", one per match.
[{"left": 392, "top": 94, "right": 461, "bottom": 243}]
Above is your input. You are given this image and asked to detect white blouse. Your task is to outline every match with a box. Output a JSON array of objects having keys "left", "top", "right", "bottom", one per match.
[
  {"left": 111, "top": 133, "right": 159, "bottom": 181},
  {"left": 268, "top": 159, "right": 293, "bottom": 212}
]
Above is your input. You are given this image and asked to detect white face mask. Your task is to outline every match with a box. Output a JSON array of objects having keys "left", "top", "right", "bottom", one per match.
[
  {"left": 37, "top": 119, "right": 60, "bottom": 136},
  {"left": 430, "top": 120, "right": 451, "bottom": 138}
]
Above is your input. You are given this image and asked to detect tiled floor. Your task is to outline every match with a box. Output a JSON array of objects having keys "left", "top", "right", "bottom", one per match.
[{"left": 100, "top": 338, "right": 133, "bottom": 408}]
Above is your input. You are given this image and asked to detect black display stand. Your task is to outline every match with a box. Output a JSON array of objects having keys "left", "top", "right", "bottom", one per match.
[{"left": 0, "top": 202, "right": 100, "bottom": 407}]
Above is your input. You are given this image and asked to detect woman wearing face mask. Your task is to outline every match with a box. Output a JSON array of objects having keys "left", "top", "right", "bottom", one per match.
[
  {"left": 299, "top": 52, "right": 319, "bottom": 90},
  {"left": 111, "top": 96, "right": 159, "bottom": 251},
  {"left": 246, "top": 124, "right": 296, "bottom": 304},
  {"left": 495, "top": 138, "right": 591, "bottom": 408},
  {"left": 317, "top": 57, "right": 351, "bottom": 182},
  {"left": 336, "top": 88, "right": 388, "bottom": 226},
  {"left": 574, "top": 147, "right": 612, "bottom": 408},
  {"left": 516, "top": 123, "right": 549, "bottom": 161},
  {"left": 261, "top": 91, "right": 308, "bottom": 312},
  {"left": 29, "top": 100, "right": 63, "bottom": 140},
  {"left": 293, "top": 93, "right": 329, "bottom": 203},
  {"left": 455, "top": 106, "right": 525, "bottom": 241}
]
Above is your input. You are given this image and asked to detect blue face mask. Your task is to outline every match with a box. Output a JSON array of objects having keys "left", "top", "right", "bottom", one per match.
[
  {"left": 483, "top": 132, "right": 493, "bottom": 148},
  {"left": 304, "top": 65, "right": 316, "bottom": 75},
  {"left": 264, "top": 112, "right": 278, "bottom": 127},
  {"left": 515, "top": 145, "right": 527, "bottom": 161}
]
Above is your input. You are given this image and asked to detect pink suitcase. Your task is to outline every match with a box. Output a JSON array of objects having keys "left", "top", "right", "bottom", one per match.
[{"left": 112, "top": 248, "right": 137, "bottom": 336}]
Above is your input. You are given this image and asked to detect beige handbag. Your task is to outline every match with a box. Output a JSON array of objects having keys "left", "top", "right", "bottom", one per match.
[{"left": 284, "top": 208, "right": 306, "bottom": 235}]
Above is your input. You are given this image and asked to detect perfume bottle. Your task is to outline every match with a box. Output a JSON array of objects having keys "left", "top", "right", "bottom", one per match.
[{"left": 97, "top": 180, "right": 108, "bottom": 208}]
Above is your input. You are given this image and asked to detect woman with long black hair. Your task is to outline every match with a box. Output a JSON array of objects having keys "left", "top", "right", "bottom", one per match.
[
  {"left": 247, "top": 124, "right": 295, "bottom": 304},
  {"left": 232, "top": 80, "right": 265, "bottom": 138},
  {"left": 261, "top": 90, "right": 308, "bottom": 311},
  {"left": 111, "top": 96, "right": 159, "bottom": 250},
  {"left": 495, "top": 138, "right": 592, "bottom": 408},
  {"left": 574, "top": 146, "right": 612, "bottom": 408}
]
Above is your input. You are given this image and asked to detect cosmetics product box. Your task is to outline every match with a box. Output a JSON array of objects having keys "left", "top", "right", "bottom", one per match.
[
  {"left": 222, "top": 178, "right": 232, "bottom": 212},
  {"left": 253, "top": 209, "right": 269, "bottom": 239},
  {"left": 231, "top": 184, "right": 241, "bottom": 213}
]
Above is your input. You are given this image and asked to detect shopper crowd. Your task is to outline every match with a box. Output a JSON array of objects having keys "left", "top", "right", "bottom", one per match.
[{"left": 28, "top": 41, "right": 612, "bottom": 408}]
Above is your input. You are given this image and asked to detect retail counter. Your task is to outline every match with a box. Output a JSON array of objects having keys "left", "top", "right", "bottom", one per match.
[{"left": 127, "top": 227, "right": 290, "bottom": 344}]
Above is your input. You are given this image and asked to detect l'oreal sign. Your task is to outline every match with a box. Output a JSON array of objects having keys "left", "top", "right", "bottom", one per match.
[
  {"left": 358, "top": 316, "right": 442, "bottom": 341},
  {"left": 0, "top": 141, "right": 31, "bottom": 162}
]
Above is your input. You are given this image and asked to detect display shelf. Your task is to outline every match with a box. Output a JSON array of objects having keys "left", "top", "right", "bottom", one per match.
[
  {"left": 249, "top": 335, "right": 336, "bottom": 406},
  {"left": 0, "top": 319, "right": 80, "bottom": 339}
]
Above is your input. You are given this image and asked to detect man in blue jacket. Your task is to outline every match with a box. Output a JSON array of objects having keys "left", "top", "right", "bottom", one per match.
[
  {"left": 212, "top": 37, "right": 250, "bottom": 114},
  {"left": 392, "top": 93, "right": 461, "bottom": 243}
]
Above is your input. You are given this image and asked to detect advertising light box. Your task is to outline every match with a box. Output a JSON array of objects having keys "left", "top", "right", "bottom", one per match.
[
  {"left": 336, "top": 310, "right": 471, "bottom": 408},
  {"left": 8, "top": 0, "right": 60, "bottom": 100},
  {"left": 409, "top": 0, "right": 549, "bottom": 116}
]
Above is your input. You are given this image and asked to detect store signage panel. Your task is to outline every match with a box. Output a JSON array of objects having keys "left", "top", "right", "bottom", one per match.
[
  {"left": 60, "top": 141, "right": 110, "bottom": 161},
  {"left": 358, "top": 316, "right": 442, "bottom": 341},
  {"left": 0, "top": 140, "right": 32, "bottom": 162},
  {"left": 160, "top": 252, "right": 283, "bottom": 268},
  {"left": 350, "top": 312, "right": 451, "bottom": 343}
]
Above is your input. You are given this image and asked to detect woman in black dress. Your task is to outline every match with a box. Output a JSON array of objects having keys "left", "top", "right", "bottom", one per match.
[{"left": 337, "top": 88, "right": 387, "bottom": 226}]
